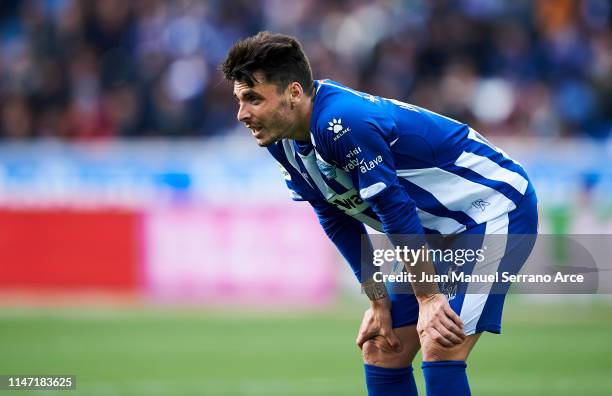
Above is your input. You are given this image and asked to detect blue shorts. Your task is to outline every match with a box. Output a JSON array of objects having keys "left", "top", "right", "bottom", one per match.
[{"left": 388, "top": 191, "right": 539, "bottom": 334}]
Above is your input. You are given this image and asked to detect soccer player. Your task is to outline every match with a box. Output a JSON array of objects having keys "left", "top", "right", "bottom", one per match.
[{"left": 221, "top": 32, "right": 538, "bottom": 396}]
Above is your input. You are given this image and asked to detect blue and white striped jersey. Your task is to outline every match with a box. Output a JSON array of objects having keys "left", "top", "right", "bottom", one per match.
[{"left": 267, "top": 79, "right": 535, "bottom": 238}]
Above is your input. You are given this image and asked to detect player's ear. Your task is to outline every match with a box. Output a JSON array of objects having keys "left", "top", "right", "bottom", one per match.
[{"left": 288, "top": 82, "right": 303, "bottom": 104}]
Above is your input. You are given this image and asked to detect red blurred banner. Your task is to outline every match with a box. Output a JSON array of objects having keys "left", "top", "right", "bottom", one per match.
[{"left": 0, "top": 209, "right": 141, "bottom": 291}]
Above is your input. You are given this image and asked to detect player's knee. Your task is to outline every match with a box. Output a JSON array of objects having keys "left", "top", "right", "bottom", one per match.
[
  {"left": 421, "top": 342, "right": 464, "bottom": 362},
  {"left": 361, "top": 338, "right": 413, "bottom": 368},
  {"left": 361, "top": 339, "right": 382, "bottom": 364},
  {"left": 420, "top": 335, "right": 474, "bottom": 362}
]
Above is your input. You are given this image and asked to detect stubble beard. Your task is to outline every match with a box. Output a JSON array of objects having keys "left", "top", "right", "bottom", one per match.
[{"left": 259, "top": 101, "right": 294, "bottom": 147}]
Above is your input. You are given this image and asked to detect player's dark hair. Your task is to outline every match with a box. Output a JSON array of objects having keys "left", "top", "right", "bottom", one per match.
[{"left": 221, "top": 31, "right": 314, "bottom": 95}]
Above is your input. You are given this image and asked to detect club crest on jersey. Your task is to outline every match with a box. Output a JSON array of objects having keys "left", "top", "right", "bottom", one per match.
[
  {"left": 316, "top": 159, "right": 337, "bottom": 178},
  {"left": 327, "top": 118, "right": 351, "bottom": 141}
]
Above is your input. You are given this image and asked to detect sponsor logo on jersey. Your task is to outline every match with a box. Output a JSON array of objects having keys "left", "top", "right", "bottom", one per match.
[
  {"left": 328, "top": 190, "right": 370, "bottom": 215},
  {"left": 332, "top": 193, "right": 363, "bottom": 210},
  {"left": 342, "top": 153, "right": 383, "bottom": 174},
  {"left": 327, "top": 118, "right": 343, "bottom": 133},
  {"left": 359, "top": 155, "right": 383, "bottom": 174},
  {"left": 345, "top": 146, "right": 362, "bottom": 159},
  {"left": 343, "top": 158, "right": 360, "bottom": 172},
  {"left": 327, "top": 118, "right": 351, "bottom": 141}
]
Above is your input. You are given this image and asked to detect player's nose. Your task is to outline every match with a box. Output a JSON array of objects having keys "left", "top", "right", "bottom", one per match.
[{"left": 237, "top": 104, "right": 251, "bottom": 123}]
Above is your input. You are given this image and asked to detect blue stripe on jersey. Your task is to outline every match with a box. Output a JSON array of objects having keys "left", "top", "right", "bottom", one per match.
[
  {"left": 292, "top": 141, "right": 348, "bottom": 193},
  {"left": 396, "top": 165, "right": 517, "bottom": 226},
  {"left": 267, "top": 142, "right": 321, "bottom": 201},
  {"left": 318, "top": 169, "right": 351, "bottom": 194},
  {"left": 461, "top": 134, "right": 532, "bottom": 194},
  {"left": 295, "top": 149, "right": 352, "bottom": 196},
  {"left": 396, "top": 177, "right": 478, "bottom": 229},
  {"left": 441, "top": 163, "right": 525, "bottom": 204}
]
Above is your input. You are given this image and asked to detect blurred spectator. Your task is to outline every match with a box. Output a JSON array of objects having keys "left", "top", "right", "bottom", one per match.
[{"left": 0, "top": 0, "right": 610, "bottom": 139}]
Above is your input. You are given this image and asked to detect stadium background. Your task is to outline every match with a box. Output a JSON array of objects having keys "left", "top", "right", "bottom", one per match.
[{"left": 0, "top": 0, "right": 611, "bottom": 395}]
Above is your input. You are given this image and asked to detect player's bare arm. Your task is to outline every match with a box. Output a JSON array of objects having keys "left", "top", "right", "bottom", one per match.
[{"left": 356, "top": 277, "right": 401, "bottom": 352}]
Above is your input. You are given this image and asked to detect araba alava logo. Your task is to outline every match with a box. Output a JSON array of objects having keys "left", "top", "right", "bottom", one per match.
[{"left": 328, "top": 118, "right": 343, "bottom": 133}]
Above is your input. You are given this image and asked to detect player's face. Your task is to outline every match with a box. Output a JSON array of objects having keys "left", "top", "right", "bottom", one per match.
[{"left": 233, "top": 76, "right": 297, "bottom": 147}]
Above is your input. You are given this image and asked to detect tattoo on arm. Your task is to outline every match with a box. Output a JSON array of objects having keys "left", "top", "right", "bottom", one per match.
[{"left": 362, "top": 277, "right": 388, "bottom": 301}]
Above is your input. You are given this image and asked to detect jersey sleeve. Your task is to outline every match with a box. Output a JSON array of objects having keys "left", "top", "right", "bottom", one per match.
[
  {"left": 309, "top": 198, "right": 370, "bottom": 282},
  {"left": 313, "top": 108, "right": 424, "bottom": 236}
]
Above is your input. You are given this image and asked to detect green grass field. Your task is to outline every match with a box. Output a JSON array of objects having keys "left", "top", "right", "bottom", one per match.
[{"left": 1, "top": 298, "right": 611, "bottom": 395}]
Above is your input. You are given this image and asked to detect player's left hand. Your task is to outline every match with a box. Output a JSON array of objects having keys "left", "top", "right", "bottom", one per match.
[
  {"left": 416, "top": 293, "right": 465, "bottom": 347},
  {"left": 356, "top": 300, "right": 401, "bottom": 352}
]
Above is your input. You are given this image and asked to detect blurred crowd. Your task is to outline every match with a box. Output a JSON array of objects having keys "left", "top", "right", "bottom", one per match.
[{"left": 0, "top": 0, "right": 610, "bottom": 139}]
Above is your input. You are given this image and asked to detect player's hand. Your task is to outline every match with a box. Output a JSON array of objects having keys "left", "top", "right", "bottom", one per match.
[
  {"left": 416, "top": 293, "right": 465, "bottom": 347},
  {"left": 356, "top": 300, "right": 401, "bottom": 352}
]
